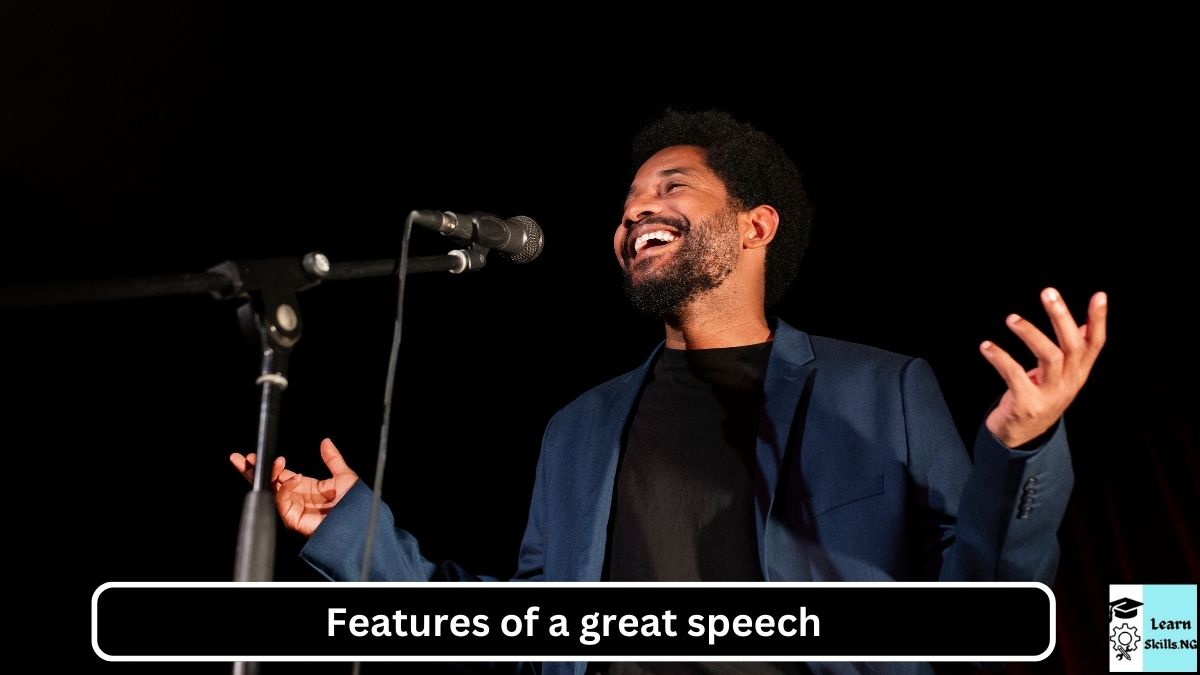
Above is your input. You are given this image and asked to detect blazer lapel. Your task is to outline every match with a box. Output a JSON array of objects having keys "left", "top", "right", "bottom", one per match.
[
  {"left": 577, "top": 344, "right": 663, "bottom": 581},
  {"left": 755, "top": 319, "right": 816, "bottom": 579}
]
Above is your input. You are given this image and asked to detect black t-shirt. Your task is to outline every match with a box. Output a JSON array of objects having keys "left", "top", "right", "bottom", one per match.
[{"left": 594, "top": 342, "right": 805, "bottom": 675}]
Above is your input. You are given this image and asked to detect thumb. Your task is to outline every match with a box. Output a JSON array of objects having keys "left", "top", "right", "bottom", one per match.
[{"left": 320, "top": 438, "right": 354, "bottom": 476}]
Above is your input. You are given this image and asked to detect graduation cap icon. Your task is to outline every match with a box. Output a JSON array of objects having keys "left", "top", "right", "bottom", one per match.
[{"left": 1109, "top": 598, "right": 1143, "bottom": 621}]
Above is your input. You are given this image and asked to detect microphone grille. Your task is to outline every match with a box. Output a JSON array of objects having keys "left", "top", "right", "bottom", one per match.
[{"left": 499, "top": 216, "right": 544, "bottom": 264}]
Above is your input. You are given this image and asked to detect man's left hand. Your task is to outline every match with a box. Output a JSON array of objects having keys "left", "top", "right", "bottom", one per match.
[{"left": 980, "top": 288, "right": 1108, "bottom": 448}]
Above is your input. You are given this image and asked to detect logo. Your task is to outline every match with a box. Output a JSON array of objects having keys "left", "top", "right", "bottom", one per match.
[
  {"left": 1111, "top": 597, "right": 1144, "bottom": 623},
  {"left": 1111, "top": 622, "right": 1141, "bottom": 661},
  {"left": 1109, "top": 584, "right": 1197, "bottom": 673}
]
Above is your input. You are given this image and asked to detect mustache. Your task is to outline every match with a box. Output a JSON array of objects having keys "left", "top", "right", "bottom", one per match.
[{"left": 623, "top": 214, "right": 689, "bottom": 261}]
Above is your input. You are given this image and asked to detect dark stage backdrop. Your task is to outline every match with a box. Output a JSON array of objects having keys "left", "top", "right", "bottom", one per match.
[{"left": 1, "top": 6, "right": 1194, "bottom": 674}]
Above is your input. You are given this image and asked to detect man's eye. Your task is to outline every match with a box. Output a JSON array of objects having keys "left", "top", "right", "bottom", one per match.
[{"left": 665, "top": 182, "right": 684, "bottom": 192}]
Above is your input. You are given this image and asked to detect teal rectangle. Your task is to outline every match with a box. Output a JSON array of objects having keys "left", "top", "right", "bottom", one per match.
[{"left": 1144, "top": 584, "right": 1197, "bottom": 673}]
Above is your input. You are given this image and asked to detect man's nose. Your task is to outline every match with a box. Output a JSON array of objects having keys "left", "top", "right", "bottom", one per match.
[{"left": 623, "top": 194, "right": 662, "bottom": 226}]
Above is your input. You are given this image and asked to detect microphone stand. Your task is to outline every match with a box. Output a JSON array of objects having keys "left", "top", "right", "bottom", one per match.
[
  {"left": 0, "top": 247, "right": 486, "bottom": 310},
  {"left": 0, "top": 243, "right": 492, "bottom": 639},
  {"left": 2, "top": 247, "right": 488, "bottom": 567},
  {"left": 211, "top": 245, "right": 488, "bottom": 585}
]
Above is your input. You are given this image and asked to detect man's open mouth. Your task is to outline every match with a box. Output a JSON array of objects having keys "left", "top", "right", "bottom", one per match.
[{"left": 631, "top": 229, "right": 682, "bottom": 260}]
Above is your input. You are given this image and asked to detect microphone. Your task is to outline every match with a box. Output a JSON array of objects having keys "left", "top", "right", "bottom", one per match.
[{"left": 410, "top": 210, "right": 544, "bottom": 264}]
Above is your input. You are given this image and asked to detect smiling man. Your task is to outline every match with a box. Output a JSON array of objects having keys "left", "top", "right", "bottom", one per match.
[{"left": 233, "top": 110, "right": 1107, "bottom": 675}]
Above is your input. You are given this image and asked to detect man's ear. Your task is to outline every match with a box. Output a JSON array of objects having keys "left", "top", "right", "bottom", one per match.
[{"left": 742, "top": 205, "right": 779, "bottom": 249}]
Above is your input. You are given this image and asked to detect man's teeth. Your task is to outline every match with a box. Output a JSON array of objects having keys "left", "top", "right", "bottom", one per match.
[{"left": 633, "top": 230, "right": 678, "bottom": 254}]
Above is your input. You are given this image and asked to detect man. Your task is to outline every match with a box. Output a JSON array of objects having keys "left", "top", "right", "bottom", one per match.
[{"left": 232, "top": 110, "right": 1107, "bottom": 674}]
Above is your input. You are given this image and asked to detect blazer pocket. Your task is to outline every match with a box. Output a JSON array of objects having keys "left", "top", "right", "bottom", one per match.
[{"left": 797, "top": 473, "right": 885, "bottom": 523}]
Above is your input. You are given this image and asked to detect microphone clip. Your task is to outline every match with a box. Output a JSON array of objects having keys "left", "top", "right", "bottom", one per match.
[{"left": 445, "top": 242, "right": 491, "bottom": 274}]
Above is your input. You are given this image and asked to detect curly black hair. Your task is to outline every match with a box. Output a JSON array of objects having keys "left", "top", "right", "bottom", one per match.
[{"left": 630, "top": 109, "right": 813, "bottom": 307}]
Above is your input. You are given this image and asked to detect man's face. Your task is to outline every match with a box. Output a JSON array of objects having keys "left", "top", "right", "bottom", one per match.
[{"left": 614, "top": 145, "right": 742, "bottom": 317}]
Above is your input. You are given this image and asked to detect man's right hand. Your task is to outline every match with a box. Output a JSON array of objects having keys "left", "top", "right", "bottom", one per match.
[{"left": 229, "top": 438, "right": 359, "bottom": 537}]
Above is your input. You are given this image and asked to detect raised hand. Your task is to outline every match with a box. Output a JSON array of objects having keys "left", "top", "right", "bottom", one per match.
[
  {"left": 980, "top": 288, "right": 1108, "bottom": 448},
  {"left": 229, "top": 438, "right": 359, "bottom": 536}
]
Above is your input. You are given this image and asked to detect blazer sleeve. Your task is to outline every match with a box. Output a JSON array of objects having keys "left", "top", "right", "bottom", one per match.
[
  {"left": 510, "top": 437, "right": 548, "bottom": 581},
  {"left": 900, "top": 357, "right": 1074, "bottom": 583},
  {"left": 299, "top": 479, "right": 440, "bottom": 581}
]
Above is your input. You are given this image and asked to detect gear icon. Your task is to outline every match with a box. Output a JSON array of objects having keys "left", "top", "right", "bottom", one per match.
[{"left": 1111, "top": 622, "right": 1141, "bottom": 660}]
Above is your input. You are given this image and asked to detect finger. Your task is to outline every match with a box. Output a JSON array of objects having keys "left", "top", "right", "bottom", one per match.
[
  {"left": 1004, "top": 313, "right": 1064, "bottom": 382},
  {"left": 1026, "top": 366, "right": 1044, "bottom": 387},
  {"left": 229, "top": 453, "right": 254, "bottom": 483},
  {"left": 980, "top": 340, "right": 1038, "bottom": 398},
  {"left": 230, "top": 453, "right": 259, "bottom": 482},
  {"left": 276, "top": 473, "right": 297, "bottom": 496},
  {"left": 237, "top": 452, "right": 298, "bottom": 486},
  {"left": 277, "top": 472, "right": 302, "bottom": 496},
  {"left": 320, "top": 438, "right": 354, "bottom": 477},
  {"left": 270, "top": 458, "right": 298, "bottom": 490},
  {"left": 1041, "top": 287, "right": 1085, "bottom": 356},
  {"left": 317, "top": 477, "right": 338, "bottom": 502},
  {"left": 1068, "top": 293, "right": 1108, "bottom": 377},
  {"left": 277, "top": 473, "right": 303, "bottom": 523},
  {"left": 1084, "top": 291, "right": 1108, "bottom": 358}
]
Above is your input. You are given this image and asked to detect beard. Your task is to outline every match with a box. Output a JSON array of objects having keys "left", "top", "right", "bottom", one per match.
[{"left": 621, "top": 207, "right": 740, "bottom": 318}]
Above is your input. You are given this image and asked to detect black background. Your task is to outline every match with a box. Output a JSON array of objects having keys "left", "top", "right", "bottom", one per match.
[{"left": 1, "top": 5, "right": 1195, "bottom": 674}]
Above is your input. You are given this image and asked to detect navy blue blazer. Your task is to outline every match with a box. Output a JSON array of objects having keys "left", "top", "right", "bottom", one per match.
[{"left": 302, "top": 319, "right": 1073, "bottom": 674}]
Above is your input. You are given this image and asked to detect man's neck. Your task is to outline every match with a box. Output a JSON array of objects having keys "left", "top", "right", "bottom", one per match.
[{"left": 663, "top": 311, "right": 772, "bottom": 350}]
